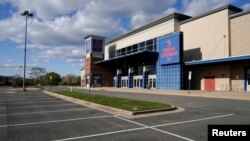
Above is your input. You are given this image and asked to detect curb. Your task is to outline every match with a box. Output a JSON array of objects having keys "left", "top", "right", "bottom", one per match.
[{"left": 43, "top": 90, "right": 181, "bottom": 118}]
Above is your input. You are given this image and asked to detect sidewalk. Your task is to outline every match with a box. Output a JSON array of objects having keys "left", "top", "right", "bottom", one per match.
[{"left": 76, "top": 87, "right": 250, "bottom": 101}]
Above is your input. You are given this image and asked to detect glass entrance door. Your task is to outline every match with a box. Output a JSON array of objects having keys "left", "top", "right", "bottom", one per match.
[
  {"left": 133, "top": 76, "right": 142, "bottom": 88},
  {"left": 247, "top": 69, "right": 250, "bottom": 91},
  {"left": 121, "top": 76, "right": 128, "bottom": 87},
  {"left": 148, "top": 75, "right": 156, "bottom": 89}
]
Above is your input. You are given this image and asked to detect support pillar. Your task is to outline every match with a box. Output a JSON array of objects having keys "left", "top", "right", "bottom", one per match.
[
  {"left": 116, "top": 69, "right": 122, "bottom": 88},
  {"left": 128, "top": 67, "right": 134, "bottom": 88},
  {"left": 142, "top": 65, "right": 149, "bottom": 88}
]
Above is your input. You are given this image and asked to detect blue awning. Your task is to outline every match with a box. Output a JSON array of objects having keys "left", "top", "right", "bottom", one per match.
[{"left": 185, "top": 55, "right": 250, "bottom": 66}]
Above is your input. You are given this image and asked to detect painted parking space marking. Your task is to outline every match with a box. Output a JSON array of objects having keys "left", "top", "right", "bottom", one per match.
[
  {"left": 0, "top": 108, "right": 92, "bottom": 116},
  {"left": 0, "top": 97, "right": 58, "bottom": 102},
  {"left": 52, "top": 113, "right": 234, "bottom": 141},
  {"left": 4, "top": 103, "right": 76, "bottom": 109},
  {"left": 0, "top": 115, "right": 113, "bottom": 128},
  {"left": 53, "top": 127, "right": 148, "bottom": 141},
  {"left": 114, "top": 116, "right": 194, "bottom": 141},
  {"left": 152, "top": 127, "right": 194, "bottom": 141},
  {"left": 1, "top": 95, "right": 48, "bottom": 98},
  {"left": 1, "top": 100, "right": 63, "bottom": 105}
]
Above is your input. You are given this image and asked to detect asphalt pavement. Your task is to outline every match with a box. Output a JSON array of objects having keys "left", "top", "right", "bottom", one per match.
[{"left": 0, "top": 86, "right": 250, "bottom": 141}]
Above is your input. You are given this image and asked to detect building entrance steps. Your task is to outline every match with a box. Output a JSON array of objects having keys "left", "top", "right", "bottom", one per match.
[{"left": 76, "top": 87, "right": 250, "bottom": 101}]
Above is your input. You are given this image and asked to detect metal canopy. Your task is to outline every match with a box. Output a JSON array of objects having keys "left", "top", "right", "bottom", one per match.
[{"left": 95, "top": 51, "right": 158, "bottom": 68}]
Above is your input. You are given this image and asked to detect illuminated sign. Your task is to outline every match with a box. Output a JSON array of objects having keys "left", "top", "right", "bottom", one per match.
[
  {"left": 85, "top": 39, "right": 91, "bottom": 53},
  {"left": 93, "top": 39, "right": 103, "bottom": 52},
  {"left": 159, "top": 32, "right": 182, "bottom": 65}
]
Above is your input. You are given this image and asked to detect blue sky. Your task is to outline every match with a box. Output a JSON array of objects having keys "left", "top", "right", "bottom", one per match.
[{"left": 0, "top": 0, "right": 250, "bottom": 77}]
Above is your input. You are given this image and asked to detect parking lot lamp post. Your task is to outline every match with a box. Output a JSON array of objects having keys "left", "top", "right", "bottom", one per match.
[{"left": 21, "top": 10, "right": 33, "bottom": 91}]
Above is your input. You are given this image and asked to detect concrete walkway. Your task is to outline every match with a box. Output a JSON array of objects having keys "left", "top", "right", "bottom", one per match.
[{"left": 76, "top": 87, "right": 250, "bottom": 101}]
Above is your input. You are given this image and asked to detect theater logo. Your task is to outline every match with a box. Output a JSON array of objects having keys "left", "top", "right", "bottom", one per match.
[{"left": 159, "top": 33, "right": 181, "bottom": 65}]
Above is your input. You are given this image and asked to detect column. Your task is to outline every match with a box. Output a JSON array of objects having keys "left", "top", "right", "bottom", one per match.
[
  {"left": 116, "top": 69, "right": 122, "bottom": 88},
  {"left": 142, "top": 65, "right": 149, "bottom": 88},
  {"left": 128, "top": 67, "right": 134, "bottom": 88}
]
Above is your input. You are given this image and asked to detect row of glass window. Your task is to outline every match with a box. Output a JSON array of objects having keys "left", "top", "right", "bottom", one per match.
[
  {"left": 120, "top": 65, "right": 156, "bottom": 76},
  {"left": 109, "top": 38, "right": 157, "bottom": 59}
]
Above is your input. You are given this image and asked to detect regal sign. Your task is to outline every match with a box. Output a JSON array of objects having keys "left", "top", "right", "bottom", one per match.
[
  {"left": 159, "top": 32, "right": 182, "bottom": 65},
  {"left": 93, "top": 39, "right": 103, "bottom": 52}
]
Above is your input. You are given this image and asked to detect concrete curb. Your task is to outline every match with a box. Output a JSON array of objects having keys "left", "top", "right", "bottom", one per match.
[{"left": 43, "top": 90, "right": 182, "bottom": 119}]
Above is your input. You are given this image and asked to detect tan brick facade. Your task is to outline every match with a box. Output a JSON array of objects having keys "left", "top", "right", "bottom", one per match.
[{"left": 85, "top": 53, "right": 114, "bottom": 87}]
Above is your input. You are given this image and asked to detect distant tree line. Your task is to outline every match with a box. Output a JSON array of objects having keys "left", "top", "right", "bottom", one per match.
[{"left": 0, "top": 67, "right": 81, "bottom": 87}]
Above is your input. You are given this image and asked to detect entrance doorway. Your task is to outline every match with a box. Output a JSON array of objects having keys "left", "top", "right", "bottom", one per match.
[
  {"left": 133, "top": 75, "right": 142, "bottom": 88},
  {"left": 205, "top": 76, "right": 215, "bottom": 91},
  {"left": 148, "top": 75, "right": 156, "bottom": 89},
  {"left": 121, "top": 76, "right": 128, "bottom": 87},
  {"left": 247, "top": 69, "right": 250, "bottom": 91}
]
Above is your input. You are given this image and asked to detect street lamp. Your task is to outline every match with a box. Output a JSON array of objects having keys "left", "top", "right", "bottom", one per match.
[{"left": 21, "top": 10, "right": 33, "bottom": 91}]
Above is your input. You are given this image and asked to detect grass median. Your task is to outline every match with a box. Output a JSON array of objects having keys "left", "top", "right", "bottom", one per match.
[{"left": 51, "top": 90, "right": 171, "bottom": 112}]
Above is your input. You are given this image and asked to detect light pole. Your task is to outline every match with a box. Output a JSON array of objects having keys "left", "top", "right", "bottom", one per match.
[{"left": 21, "top": 10, "right": 33, "bottom": 91}]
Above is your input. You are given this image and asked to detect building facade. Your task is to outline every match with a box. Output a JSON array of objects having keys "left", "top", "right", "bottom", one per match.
[{"left": 81, "top": 5, "right": 250, "bottom": 91}]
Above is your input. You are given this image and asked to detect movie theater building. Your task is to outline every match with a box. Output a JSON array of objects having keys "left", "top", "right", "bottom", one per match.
[{"left": 82, "top": 5, "right": 250, "bottom": 91}]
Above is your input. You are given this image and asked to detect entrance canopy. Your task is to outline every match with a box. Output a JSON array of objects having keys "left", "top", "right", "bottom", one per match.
[
  {"left": 95, "top": 50, "right": 158, "bottom": 68},
  {"left": 185, "top": 55, "right": 250, "bottom": 66}
]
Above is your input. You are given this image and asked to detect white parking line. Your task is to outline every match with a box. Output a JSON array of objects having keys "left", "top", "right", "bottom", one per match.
[
  {"left": 4, "top": 100, "right": 62, "bottom": 104},
  {"left": 0, "top": 115, "right": 113, "bottom": 128},
  {"left": 0, "top": 103, "right": 77, "bottom": 110},
  {"left": 53, "top": 127, "right": 148, "bottom": 141},
  {"left": 152, "top": 113, "right": 234, "bottom": 128},
  {"left": 152, "top": 128, "right": 194, "bottom": 141},
  {"left": 115, "top": 116, "right": 194, "bottom": 141},
  {"left": 3, "top": 95, "right": 47, "bottom": 98},
  {"left": 0, "top": 108, "right": 92, "bottom": 116},
  {"left": 14, "top": 103, "right": 76, "bottom": 109},
  {"left": 0, "top": 97, "right": 57, "bottom": 102},
  {"left": 53, "top": 113, "right": 234, "bottom": 141}
]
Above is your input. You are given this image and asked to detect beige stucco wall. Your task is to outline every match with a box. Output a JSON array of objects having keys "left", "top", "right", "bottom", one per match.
[
  {"left": 191, "top": 65, "right": 230, "bottom": 91},
  {"left": 180, "top": 10, "right": 230, "bottom": 61},
  {"left": 104, "top": 19, "right": 177, "bottom": 60},
  {"left": 230, "top": 13, "right": 250, "bottom": 56},
  {"left": 230, "top": 64, "right": 244, "bottom": 91}
]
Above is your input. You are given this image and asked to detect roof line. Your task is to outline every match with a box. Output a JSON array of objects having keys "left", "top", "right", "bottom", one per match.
[
  {"left": 105, "top": 12, "right": 191, "bottom": 45},
  {"left": 84, "top": 35, "right": 105, "bottom": 39},
  {"left": 185, "top": 54, "right": 250, "bottom": 65},
  {"left": 230, "top": 10, "right": 250, "bottom": 19}
]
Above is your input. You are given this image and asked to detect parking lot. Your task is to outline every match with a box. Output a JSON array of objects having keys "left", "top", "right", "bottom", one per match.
[{"left": 0, "top": 88, "right": 250, "bottom": 141}]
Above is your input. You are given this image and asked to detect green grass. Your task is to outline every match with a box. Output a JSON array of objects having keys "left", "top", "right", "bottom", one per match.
[{"left": 52, "top": 90, "right": 171, "bottom": 112}]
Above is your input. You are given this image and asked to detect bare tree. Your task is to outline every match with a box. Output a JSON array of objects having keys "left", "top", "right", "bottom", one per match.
[{"left": 29, "top": 67, "right": 46, "bottom": 86}]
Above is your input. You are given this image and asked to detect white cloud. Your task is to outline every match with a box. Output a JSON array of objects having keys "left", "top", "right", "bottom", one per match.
[
  {"left": 8, "top": 0, "right": 86, "bottom": 21},
  {"left": 2, "top": 0, "right": 246, "bottom": 72},
  {"left": 242, "top": 3, "right": 250, "bottom": 11},
  {"left": 0, "top": 0, "right": 180, "bottom": 68},
  {"left": 0, "top": 59, "right": 37, "bottom": 76},
  {"left": 129, "top": 0, "right": 176, "bottom": 29},
  {"left": 182, "top": 0, "right": 235, "bottom": 16},
  {"left": 163, "top": 7, "right": 177, "bottom": 15}
]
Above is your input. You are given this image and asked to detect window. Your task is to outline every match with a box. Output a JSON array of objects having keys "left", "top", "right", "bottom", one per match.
[
  {"left": 109, "top": 45, "right": 116, "bottom": 59},
  {"left": 148, "top": 64, "right": 156, "bottom": 75},
  {"left": 146, "top": 39, "right": 153, "bottom": 51},
  {"left": 93, "top": 75, "right": 102, "bottom": 86},
  {"left": 132, "top": 44, "right": 138, "bottom": 53}
]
